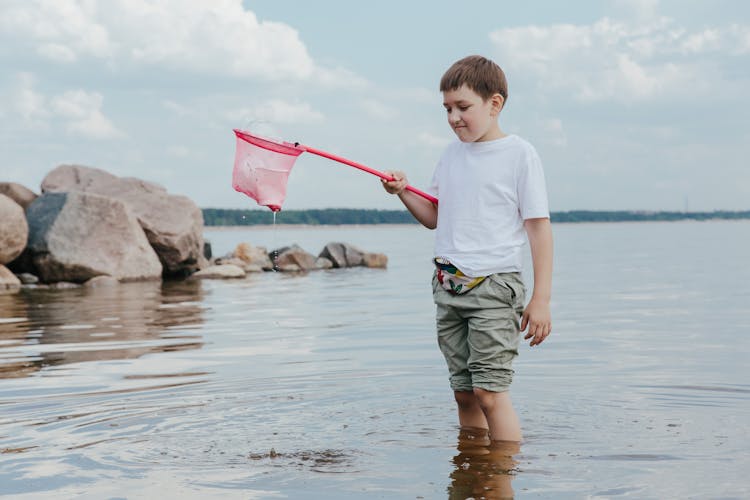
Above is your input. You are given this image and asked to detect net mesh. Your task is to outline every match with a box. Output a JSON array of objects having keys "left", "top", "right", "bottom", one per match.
[{"left": 232, "top": 130, "right": 304, "bottom": 211}]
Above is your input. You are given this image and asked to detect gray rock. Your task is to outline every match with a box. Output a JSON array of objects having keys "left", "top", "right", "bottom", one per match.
[
  {"left": 25, "top": 192, "right": 162, "bottom": 283},
  {"left": 16, "top": 273, "right": 38, "bottom": 284},
  {"left": 189, "top": 264, "right": 245, "bottom": 279},
  {"left": 272, "top": 245, "right": 317, "bottom": 271},
  {"left": 0, "top": 182, "right": 38, "bottom": 209},
  {"left": 41, "top": 164, "right": 205, "bottom": 276},
  {"left": 0, "top": 194, "right": 29, "bottom": 265},
  {"left": 318, "top": 242, "right": 365, "bottom": 268}
]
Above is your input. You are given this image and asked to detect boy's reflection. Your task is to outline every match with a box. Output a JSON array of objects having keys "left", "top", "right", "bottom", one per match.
[{"left": 448, "top": 427, "right": 519, "bottom": 500}]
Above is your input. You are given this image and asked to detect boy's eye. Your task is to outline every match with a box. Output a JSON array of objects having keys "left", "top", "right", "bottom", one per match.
[{"left": 458, "top": 106, "right": 470, "bottom": 111}]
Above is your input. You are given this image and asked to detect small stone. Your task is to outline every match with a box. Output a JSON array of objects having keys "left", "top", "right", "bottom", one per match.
[
  {"left": 189, "top": 264, "right": 246, "bottom": 279},
  {"left": 84, "top": 275, "right": 119, "bottom": 288},
  {"left": 16, "top": 273, "right": 39, "bottom": 285}
]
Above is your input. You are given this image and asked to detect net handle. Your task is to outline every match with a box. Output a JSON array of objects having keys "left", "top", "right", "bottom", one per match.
[{"left": 301, "top": 145, "right": 438, "bottom": 205}]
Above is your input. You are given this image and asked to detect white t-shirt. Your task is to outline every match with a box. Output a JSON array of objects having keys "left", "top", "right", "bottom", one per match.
[{"left": 427, "top": 135, "right": 549, "bottom": 277}]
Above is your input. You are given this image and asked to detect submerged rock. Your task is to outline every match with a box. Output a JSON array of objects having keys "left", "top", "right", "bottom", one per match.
[
  {"left": 362, "top": 252, "right": 388, "bottom": 268},
  {"left": 189, "top": 264, "right": 245, "bottom": 279},
  {"left": 234, "top": 242, "right": 273, "bottom": 271},
  {"left": 319, "top": 242, "right": 364, "bottom": 268},
  {"left": 25, "top": 192, "right": 162, "bottom": 283},
  {"left": 319, "top": 242, "right": 387, "bottom": 269},
  {"left": 271, "top": 245, "right": 317, "bottom": 271},
  {"left": 0, "top": 265, "right": 21, "bottom": 290}
]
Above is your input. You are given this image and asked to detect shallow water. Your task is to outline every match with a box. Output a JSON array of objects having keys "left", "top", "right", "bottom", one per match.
[{"left": 1, "top": 222, "right": 749, "bottom": 498}]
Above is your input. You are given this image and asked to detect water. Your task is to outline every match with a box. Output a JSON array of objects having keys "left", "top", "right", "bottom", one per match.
[{"left": 1, "top": 221, "right": 749, "bottom": 498}]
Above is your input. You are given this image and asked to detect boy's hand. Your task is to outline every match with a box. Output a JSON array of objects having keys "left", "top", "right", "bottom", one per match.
[
  {"left": 521, "top": 299, "right": 551, "bottom": 347},
  {"left": 381, "top": 171, "right": 408, "bottom": 195}
]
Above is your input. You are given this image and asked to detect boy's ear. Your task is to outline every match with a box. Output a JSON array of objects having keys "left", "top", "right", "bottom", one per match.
[
  {"left": 490, "top": 94, "right": 505, "bottom": 116},
  {"left": 491, "top": 93, "right": 505, "bottom": 115}
]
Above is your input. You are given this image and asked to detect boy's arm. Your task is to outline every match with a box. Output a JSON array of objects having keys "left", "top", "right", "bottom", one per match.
[
  {"left": 522, "top": 217, "right": 553, "bottom": 346},
  {"left": 382, "top": 171, "right": 437, "bottom": 229}
]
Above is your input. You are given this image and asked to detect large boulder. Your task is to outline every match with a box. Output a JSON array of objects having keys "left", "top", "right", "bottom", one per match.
[
  {"left": 0, "top": 182, "right": 38, "bottom": 209},
  {"left": 25, "top": 192, "right": 162, "bottom": 283},
  {"left": 41, "top": 164, "right": 205, "bottom": 276},
  {"left": 0, "top": 194, "right": 28, "bottom": 265}
]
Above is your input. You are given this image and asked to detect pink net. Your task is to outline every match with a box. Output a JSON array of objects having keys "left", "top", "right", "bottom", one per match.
[{"left": 232, "top": 129, "right": 304, "bottom": 211}]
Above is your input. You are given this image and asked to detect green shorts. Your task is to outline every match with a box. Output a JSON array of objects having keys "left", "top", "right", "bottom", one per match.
[{"left": 432, "top": 270, "right": 526, "bottom": 393}]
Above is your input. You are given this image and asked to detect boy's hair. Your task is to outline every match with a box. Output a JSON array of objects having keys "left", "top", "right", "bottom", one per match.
[{"left": 440, "top": 55, "right": 508, "bottom": 103}]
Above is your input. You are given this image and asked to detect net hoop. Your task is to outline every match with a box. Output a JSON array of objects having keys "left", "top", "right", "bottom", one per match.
[{"left": 233, "top": 129, "right": 304, "bottom": 157}]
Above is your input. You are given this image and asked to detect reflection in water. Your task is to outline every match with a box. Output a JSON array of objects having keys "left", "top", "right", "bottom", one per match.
[
  {"left": 448, "top": 428, "right": 519, "bottom": 500},
  {"left": 0, "top": 280, "right": 206, "bottom": 379}
]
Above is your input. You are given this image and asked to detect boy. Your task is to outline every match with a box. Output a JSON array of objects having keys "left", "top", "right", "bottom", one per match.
[{"left": 382, "top": 55, "right": 553, "bottom": 442}]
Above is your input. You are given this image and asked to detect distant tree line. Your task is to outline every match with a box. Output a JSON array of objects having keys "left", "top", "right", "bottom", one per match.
[{"left": 203, "top": 208, "right": 750, "bottom": 226}]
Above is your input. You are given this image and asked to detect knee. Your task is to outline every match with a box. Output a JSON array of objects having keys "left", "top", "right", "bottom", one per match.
[
  {"left": 472, "top": 387, "right": 499, "bottom": 412},
  {"left": 454, "top": 391, "right": 479, "bottom": 411}
]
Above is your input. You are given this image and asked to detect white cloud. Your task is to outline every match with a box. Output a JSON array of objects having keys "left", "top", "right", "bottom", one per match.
[
  {"left": 12, "top": 73, "right": 50, "bottom": 127},
  {"left": 4, "top": 75, "right": 123, "bottom": 139},
  {"left": 227, "top": 99, "right": 325, "bottom": 126},
  {"left": 490, "top": 16, "right": 749, "bottom": 102},
  {"left": 0, "top": 1, "right": 113, "bottom": 61},
  {"left": 0, "top": 0, "right": 368, "bottom": 86},
  {"left": 51, "top": 90, "right": 124, "bottom": 139}
]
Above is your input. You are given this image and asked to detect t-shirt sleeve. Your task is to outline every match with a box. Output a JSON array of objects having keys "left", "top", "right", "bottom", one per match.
[{"left": 517, "top": 145, "right": 550, "bottom": 219}]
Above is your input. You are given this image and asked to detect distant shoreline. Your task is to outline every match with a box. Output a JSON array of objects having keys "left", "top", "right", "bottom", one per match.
[{"left": 203, "top": 208, "right": 750, "bottom": 227}]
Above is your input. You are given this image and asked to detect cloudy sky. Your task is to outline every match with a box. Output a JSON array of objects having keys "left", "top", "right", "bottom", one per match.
[{"left": 1, "top": 0, "right": 748, "bottom": 211}]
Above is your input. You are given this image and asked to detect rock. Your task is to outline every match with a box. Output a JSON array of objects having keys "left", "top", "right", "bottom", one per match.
[
  {"left": 189, "top": 264, "right": 245, "bottom": 279},
  {"left": 272, "top": 245, "right": 317, "bottom": 271},
  {"left": 51, "top": 281, "right": 81, "bottom": 289},
  {"left": 318, "top": 242, "right": 365, "bottom": 268},
  {"left": 0, "top": 182, "right": 38, "bottom": 209},
  {"left": 0, "top": 265, "right": 21, "bottom": 290},
  {"left": 363, "top": 253, "right": 388, "bottom": 268},
  {"left": 41, "top": 164, "right": 205, "bottom": 276},
  {"left": 25, "top": 192, "right": 163, "bottom": 283},
  {"left": 235, "top": 242, "right": 273, "bottom": 270},
  {"left": 84, "top": 275, "right": 119, "bottom": 288},
  {"left": 277, "top": 264, "right": 301, "bottom": 272},
  {"left": 16, "top": 273, "right": 38, "bottom": 284},
  {"left": 315, "top": 257, "right": 333, "bottom": 270},
  {"left": 0, "top": 194, "right": 29, "bottom": 265},
  {"left": 203, "top": 240, "right": 212, "bottom": 260}
]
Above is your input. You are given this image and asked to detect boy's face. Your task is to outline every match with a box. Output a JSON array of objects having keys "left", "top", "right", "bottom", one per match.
[{"left": 442, "top": 84, "right": 504, "bottom": 142}]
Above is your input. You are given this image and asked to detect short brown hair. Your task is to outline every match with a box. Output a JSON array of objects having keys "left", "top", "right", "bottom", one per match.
[{"left": 439, "top": 55, "right": 508, "bottom": 103}]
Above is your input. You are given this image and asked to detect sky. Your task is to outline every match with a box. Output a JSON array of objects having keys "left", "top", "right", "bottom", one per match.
[{"left": 1, "top": 0, "right": 748, "bottom": 212}]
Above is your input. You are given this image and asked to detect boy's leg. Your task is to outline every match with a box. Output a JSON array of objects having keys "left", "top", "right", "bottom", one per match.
[
  {"left": 472, "top": 388, "right": 521, "bottom": 442},
  {"left": 454, "top": 390, "right": 488, "bottom": 430}
]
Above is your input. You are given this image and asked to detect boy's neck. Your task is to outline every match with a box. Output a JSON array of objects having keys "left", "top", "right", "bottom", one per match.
[{"left": 475, "top": 124, "right": 506, "bottom": 142}]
